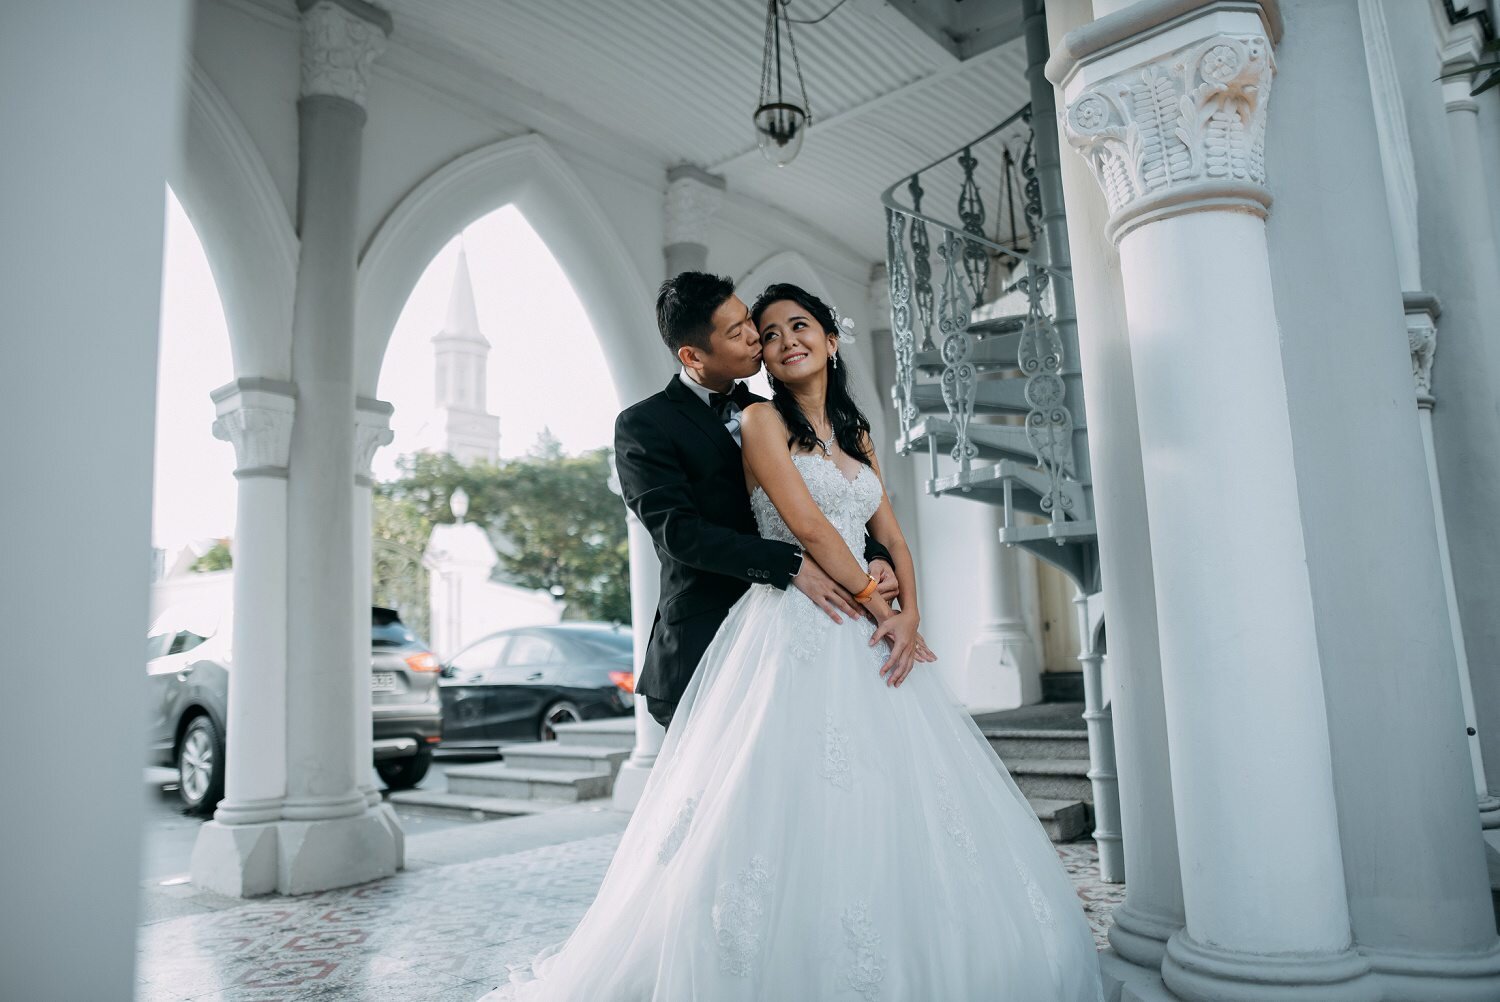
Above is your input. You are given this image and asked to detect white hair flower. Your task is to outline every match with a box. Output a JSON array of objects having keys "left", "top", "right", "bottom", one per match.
[{"left": 830, "top": 307, "right": 857, "bottom": 344}]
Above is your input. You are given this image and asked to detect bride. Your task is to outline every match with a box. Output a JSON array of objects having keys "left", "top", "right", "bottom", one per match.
[{"left": 488, "top": 283, "right": 1104, "bottom": 1001}]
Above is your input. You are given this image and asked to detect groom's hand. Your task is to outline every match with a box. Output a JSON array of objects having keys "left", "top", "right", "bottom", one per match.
[
  {"left": 792, "top": 556, "right": 860, "bottom": 623},
  {"left": 868, "top": 559, "right": 899, "bottom": 601}
]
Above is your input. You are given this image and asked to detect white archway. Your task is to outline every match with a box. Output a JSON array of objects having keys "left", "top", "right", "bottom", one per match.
[
  {"left": 356, "top": 134, "right": 664, "bottom": 403},
  {"left": 171, "top": 63, "right": 298, "bottom": 382},
  {"left": 735, "top": 250, "right": 891, "bottom": 465}
]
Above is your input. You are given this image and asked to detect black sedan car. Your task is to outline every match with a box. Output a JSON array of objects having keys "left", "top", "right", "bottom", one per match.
[
  {"left": 145, "top": 602, "right": 443, "bottom": 814},
  {"left": 438, "top": 623, "right": 635, "bottom": 747}
]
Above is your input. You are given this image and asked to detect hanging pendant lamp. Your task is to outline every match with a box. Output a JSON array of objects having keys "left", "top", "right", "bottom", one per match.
[{"left": 754, "top": 0, "right": 811, "bottom": 167}]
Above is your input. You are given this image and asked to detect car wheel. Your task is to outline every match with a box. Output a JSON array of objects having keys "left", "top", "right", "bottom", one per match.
[
  {"left": 539, "top": 700, "right": 582, "bottom": 742},
  {"left": 376, "top": 749, "right": 433, "bottom": 791},
  {"left": 177, "top": 714, "right": 225, "bottom": 816}
]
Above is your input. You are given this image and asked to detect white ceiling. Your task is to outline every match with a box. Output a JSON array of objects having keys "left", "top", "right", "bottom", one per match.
[{"left": 383, "top": 0, "right": 1035, "bottom": 262}]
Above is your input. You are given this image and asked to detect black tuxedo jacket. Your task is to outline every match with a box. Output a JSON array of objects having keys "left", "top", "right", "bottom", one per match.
[{"left": 614, "top": 375, "right": 892, "bottom": 726}]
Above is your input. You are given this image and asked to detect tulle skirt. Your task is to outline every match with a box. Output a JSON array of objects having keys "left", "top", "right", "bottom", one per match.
[{"left": 486, "top": 584, "right": 1104, "bottom": 1001}]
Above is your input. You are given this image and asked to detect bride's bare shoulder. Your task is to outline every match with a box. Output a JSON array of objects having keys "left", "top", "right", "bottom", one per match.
[{"left": 740, "top": 401, "right": 785, "bottom": 436}]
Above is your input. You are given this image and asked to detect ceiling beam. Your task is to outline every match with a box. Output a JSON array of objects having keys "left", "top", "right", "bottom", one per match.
[{"left": 853, "top": 0, "right": 963, "bottom": 64}]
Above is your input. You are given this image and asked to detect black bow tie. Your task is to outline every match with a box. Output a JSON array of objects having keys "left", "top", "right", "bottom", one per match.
[{"left": 708, "top": 382, "right": 754, "bottom": 422}]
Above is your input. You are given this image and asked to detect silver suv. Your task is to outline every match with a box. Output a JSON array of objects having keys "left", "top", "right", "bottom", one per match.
[{"left": 145, "top": 603, "right": 443, "bottom": 814}]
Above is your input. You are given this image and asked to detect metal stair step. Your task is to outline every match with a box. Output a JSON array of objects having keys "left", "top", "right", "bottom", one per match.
[
  {"left": 550, "top": 717, "right": 635, "bottom": 751},
  {"left": 909, "top": 379, "right": 1030, "bottom": 415},
  {"left": 444, "top": 761, "right": 614, "bottom": 802},
  {"left": 896, "top": 418, "right": 1039, "bottom": 465},
  {"left": 912, "top": 330, "right": 1023, "bottom": 372},
  {"left": 1025, "top": 797, "right": 1092, "bottom": 843},
  {"left": 928, "top": 460, "right": 1091, "bottom": 520},
  {"left": 499, "top": 741, "right": 630, "bottom": 777}
]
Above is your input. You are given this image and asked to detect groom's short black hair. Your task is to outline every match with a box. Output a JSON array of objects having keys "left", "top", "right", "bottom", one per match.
[{"left": 656, "top": 271, "right": 736, "bottom": 354}]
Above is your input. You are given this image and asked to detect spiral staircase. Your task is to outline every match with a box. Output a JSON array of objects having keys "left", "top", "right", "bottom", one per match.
[{"left": 878, "top": 89, "right": 1121, "bottom": 878}]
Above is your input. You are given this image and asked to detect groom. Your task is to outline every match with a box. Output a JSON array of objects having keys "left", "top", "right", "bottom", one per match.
[{"left": 614, "top": 271, "right": 899, "bottom": 730}]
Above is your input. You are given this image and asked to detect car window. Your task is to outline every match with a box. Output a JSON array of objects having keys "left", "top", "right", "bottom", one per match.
[
  {"left": 450, "top": 636, "right": 509, "bottom": 673},
  {"left": 504, "top": 635, "right": 561, "bottom": 665},
  {"left": 371, "top": 619, "right": 420, "bottom": 648},
  {"left": 572, "top": 632, "right": 633, "bottom": 659},
  {"left": 146, "top": 632, "right": 173, "bottom": 662},
  {"left": 169, "top": 631, "right": 209, "bottom": 657}
]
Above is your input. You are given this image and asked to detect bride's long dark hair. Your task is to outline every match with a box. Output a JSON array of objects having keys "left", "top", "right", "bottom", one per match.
[{"left": 750, "top": 283, "right": 873, "bottom": 468}]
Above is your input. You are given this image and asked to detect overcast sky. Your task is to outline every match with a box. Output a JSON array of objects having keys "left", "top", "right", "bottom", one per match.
[{"left": 153, "top": 192, "right": 618, "bottom": 553}]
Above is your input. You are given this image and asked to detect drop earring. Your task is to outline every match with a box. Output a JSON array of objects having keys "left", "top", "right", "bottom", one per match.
[{"left": 831, "top": 352, "right": 839, "bottom": 369}]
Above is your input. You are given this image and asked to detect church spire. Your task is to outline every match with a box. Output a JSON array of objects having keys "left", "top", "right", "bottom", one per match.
[{"left": 438, "top": 239, "right": 487, "bottom": 345}]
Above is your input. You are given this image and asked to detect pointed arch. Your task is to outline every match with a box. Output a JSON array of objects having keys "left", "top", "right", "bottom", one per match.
[
  {"left": 170, "top": 62, "right": 298, "bottom": 381},
  {"left": 356, "top": 135, "right": 662, "bottom": 403}
]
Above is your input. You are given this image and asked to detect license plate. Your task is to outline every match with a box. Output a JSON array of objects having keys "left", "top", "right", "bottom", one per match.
[{"left": 371, "top": 672, "right": 397, "bottom": 691}]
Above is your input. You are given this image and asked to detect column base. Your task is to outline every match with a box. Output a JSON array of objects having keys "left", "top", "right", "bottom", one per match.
[
  {"left": 611, "top": 757, "right": 656, "bottom": 812},
  {"left": 958, "top": 631, "right": 1041, "bottom": 712},
  {"left": 1100, "top": 948, "right": 1178, "bottom": 1002},
  {"left": 1365, "top": 938, "right": 1500, "bottom": 1002},
  {"left": 1478, "top": 795, "right": 1500, "bottom": 830},
  {"left": 190, "top": 807, "right": 401, "bottom": 898},
  {"left": 1161, "top": 929, "right": 1376, "bottom": 1002},
  {"left": 1108, "top": 900, "right": 1183, "bottom": 970}
]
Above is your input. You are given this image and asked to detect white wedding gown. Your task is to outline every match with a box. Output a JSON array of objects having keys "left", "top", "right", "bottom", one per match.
[{"left": 487, "top": 455, "right": 1104, "bottom": 1001}]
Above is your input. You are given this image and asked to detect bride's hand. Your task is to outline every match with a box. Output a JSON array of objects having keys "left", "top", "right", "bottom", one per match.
[{"left": 869, "top": 609, "right": 921, "bottom": 687}]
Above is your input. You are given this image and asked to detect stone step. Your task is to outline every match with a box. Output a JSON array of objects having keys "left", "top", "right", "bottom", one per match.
[
  {"left": 551, "top": 717, "right": 635, "bottom": 751},
  {"left": 984, "top": 729, "right": 1091, "bottom": 761},
  {"left": 384, "top": 789, "right": 572, "bottom": 819},
  {"left": 1026, "top": 797, "right": 1091, "bottom": 843},
  {"left": 444, "top": 761, "right": 614, "bottom": 802},
  {"left": 1003, "top": 758, "right": 1093, "bottom": 804},
  {"left": 499, "top": 741, "right": 630, "bottom": 777}
]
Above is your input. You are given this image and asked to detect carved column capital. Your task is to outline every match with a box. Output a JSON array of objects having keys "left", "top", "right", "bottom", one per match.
[
  {"left": 299, "top": 0, "right": 391, "bottom": 105},
  {"left": 354, "top": 397, "right": 395, "bottom": 487},
  {"left": 1056, "top": 5, "right": 1277, "bottom": 243},
  {"left": 664, "top": 166, "right": 726, "bottom": 248},
  {"left": 211, "top": 378, "right": 298, "bottom": 479}
]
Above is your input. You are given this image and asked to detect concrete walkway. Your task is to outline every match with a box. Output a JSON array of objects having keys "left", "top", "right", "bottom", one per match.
[{"left": 137, "top": 805, "right": 1123, "bottom": 1001}]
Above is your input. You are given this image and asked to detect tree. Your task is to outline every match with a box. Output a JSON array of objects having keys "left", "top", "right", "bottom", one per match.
[
  {"left": 377, "top": 437, "right": 631, "bottom": 624},
  {"left": 189, "top": 539, "right": 233, "bottom": 573}
]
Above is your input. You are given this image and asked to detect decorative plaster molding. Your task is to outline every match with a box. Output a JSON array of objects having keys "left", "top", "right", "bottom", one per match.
[
  {"left": 1062, "top": 30, "right": 1275, "bottom": 242},
  {"left": 1404, "top": 293, "right": 1442, "bottom": 409},
  {"left": 300, "top": 0, "right": 390, "bottom": 105},
  {"left": 354, "top": 397, "right": 395, "bottom": 485},
  {"left": 664, "top": 167, "right": 726, "bottom": 247},
  {"left": 211, "top": 378, "right": 297, "bottom": 476}
]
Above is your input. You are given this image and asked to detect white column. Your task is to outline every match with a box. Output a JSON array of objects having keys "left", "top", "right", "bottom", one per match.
[
  {"left": 1, "top": 4, "right": 189, "bottom": 996},
  {"left": 1044, "top": 0, "right": 1185, "bottom": 975},
  {"left": 1438, "top": 24, "right": 1500, "bottom": 830},
  {"left": 355, "top": 398, "right": 403, "bottom": 863},
  {"left": 1054, "top": 6, "right": 1368, "bottom": 999},
  {"left": 206, "top": 379, "right": 296, "bottom": 833},
  {"left": 612, "top": 510, "right": 665, "bottom": 809},
  {"left": 196, "top": 0, "right": 397, "bottom": 896},
  {"left": 1360, "top": 0, "right": 1495, "bottom": 825},
  {"left": 663, "top": 165, "right": 724, "bottom": 278},
  {"left": 961, "top": 513, "right": 1042, "bottom": 710}
]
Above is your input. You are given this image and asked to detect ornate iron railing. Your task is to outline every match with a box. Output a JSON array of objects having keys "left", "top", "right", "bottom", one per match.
[{"left": 881, "top": 104, "right": 1083, "bottom": 529}]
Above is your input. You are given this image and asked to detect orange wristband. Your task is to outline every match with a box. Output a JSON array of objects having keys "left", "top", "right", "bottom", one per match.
[{"left": 853, "top": 575, "right": 879, "bottom": 603}]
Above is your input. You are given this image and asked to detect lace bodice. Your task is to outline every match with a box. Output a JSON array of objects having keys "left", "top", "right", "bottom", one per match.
[{"left": 750, "top": 454, "right": 883, "bottom": 562}]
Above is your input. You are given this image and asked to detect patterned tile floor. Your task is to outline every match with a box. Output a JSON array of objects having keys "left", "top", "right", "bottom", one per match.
[{"left": 137, "top": 827, "right": 1123, "bottom": 1001}]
